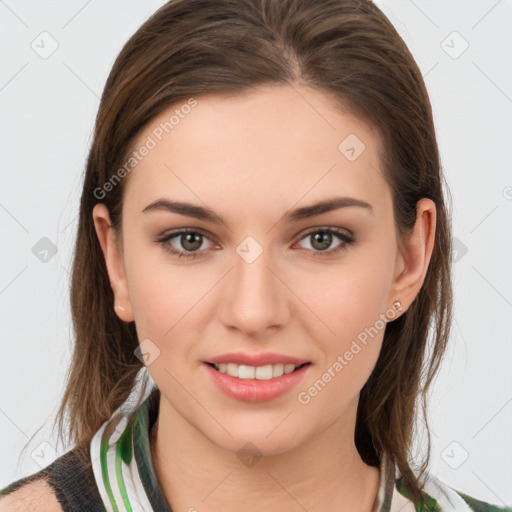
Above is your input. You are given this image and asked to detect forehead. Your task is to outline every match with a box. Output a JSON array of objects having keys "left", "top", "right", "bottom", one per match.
[{"left": 123, "top": 84, "right": 389, "bottom": 219}]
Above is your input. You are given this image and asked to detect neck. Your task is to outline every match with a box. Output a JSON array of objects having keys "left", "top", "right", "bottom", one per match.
[{"left": 150, "top": 394, "right": 381, "bottom": 512}]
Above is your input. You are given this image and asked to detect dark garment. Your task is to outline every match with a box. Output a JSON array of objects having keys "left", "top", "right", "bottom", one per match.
[{"left": 0, "top": 443, "right": 105, "bottom": 511}]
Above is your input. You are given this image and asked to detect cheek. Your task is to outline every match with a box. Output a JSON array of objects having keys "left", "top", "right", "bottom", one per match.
[
  {"left": 294, "top": 241, "right": 395, "bottom": 392},
  {"left": 295, "top": 266, "right": 390, "bottom": 415},
  {"left": 304, "top": 254, "right": 395, "bottom": 340},
  {"left": 124, "top": 240, "right": 217, "bottom": 343},
  {"left": 125, "top": 256, "right": 211, "bottom": 387}
]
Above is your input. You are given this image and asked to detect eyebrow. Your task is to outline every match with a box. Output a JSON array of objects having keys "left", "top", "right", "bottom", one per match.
[{"left": 141, "top": 196, "right": 373, "bottom": 224}]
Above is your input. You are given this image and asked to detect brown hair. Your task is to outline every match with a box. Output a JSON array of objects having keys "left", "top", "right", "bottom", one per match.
[{"left": 42, "top": 0, "right": 451, "bottom": 503}]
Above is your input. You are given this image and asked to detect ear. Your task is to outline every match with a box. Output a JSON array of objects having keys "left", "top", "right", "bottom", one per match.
[
  {"left": 389, "top": 198, "right": 436, "bottom": 315},
  {"left": 92, "top": 203, "right": 134, "bottom": 322}
]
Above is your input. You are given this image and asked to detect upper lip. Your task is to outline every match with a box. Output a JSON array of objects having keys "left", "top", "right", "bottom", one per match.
[{"left": 205, "top": 352, "right": 310, "bottom": 367}]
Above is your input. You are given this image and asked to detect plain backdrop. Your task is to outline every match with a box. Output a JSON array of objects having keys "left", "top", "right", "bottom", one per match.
[{"left": 1, "top": 0, "right": 511, "bottom": 506}]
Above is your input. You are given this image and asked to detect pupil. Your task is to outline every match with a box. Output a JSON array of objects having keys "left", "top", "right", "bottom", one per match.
[
  {"left": 183, "top": 233, "right": 201, "bottom": 251},
  {"left": 313, "top": 232, "right": 331, "bottom": 251}
]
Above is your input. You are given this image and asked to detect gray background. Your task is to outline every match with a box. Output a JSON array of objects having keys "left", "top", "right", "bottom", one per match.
[{"left": 1, "top": 0, "right": 511, "bottom": 505}]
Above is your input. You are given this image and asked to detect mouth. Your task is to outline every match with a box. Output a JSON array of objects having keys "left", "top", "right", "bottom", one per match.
[
  {"left": 203, "top": 360, "right": 312, "bottom": 402},
  {"left": 205, "top": 361, "right": 311, "bottom": 380}
]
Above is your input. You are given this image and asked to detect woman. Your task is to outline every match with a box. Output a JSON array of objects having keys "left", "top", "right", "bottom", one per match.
[{"left": 1, "top": 0, "right": 509, "bottom": 510}]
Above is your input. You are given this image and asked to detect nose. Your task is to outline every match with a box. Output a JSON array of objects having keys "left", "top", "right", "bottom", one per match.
[{"left": 218, "top": 244, "right": 291, "bottom": 337}]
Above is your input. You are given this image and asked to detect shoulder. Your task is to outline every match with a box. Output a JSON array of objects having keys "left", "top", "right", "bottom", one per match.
[
  {"left": 0, "top": 442, "right": 105, "bottom": 511},
  {"left": 0, "top": 478, "right": 63, "bottom": 511},
  {"left": 396, "top": 475, "right": 512, "bottom": 512}
]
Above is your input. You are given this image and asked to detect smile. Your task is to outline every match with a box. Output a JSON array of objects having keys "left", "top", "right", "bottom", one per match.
[
  {"left": 203, "top": 362, "right": 312, "bottom": 402},
  {"left": 207, "top": 362, "right": 310, "bottom": 380}
]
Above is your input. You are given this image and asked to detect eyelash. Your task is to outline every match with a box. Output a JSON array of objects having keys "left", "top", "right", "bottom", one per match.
[{"left": 156, "top": 227, "right": 354, "bottom": 260}]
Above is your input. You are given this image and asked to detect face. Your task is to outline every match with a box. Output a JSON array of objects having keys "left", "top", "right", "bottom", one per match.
[{"left": 94, "top": 84, "right": 434, "bottom": 457}]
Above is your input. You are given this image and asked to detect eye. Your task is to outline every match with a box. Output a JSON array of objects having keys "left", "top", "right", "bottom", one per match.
[
  {"left": 156, "top": 227, "right": 354, "bottom": 260},
  {"left": 295, "top": 227, "right": 354, "bottom": 257},
  {"left": 156, "top": 229, "right": 214, "bottom": 259}
]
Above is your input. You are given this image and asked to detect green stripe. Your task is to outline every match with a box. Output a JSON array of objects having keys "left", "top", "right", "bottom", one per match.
[
  {"left": 132, "top": 387, "right": 173, "bottom": 511},
  {"left": 115, "top": 423, "right": 134, "bottom": 511},
  {"left": 100, "top": 424, "right": 120, "bottom": 512},
  {"left": 457, "top": 491, "right": 512, "bottom": 512}
]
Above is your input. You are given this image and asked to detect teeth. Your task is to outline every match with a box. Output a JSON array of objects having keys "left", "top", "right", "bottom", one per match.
[{"left": 213, "top": 362, "right": 300, "bottom": 380}]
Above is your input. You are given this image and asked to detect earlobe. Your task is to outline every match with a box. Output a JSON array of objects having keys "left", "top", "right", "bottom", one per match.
[
  {"left": 389, "top": 198, "right": 436, "bottom": 315},
  {"left": 92, "top": 204, "right": 135, "bottom": 322}
]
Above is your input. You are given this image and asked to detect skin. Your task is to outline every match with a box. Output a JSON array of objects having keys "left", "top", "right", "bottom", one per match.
[{"left": 93, "top": 83, "right": 435, "bottom": 512}]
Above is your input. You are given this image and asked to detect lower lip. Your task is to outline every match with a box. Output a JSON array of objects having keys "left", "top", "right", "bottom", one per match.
[{"left": 203, "top": 363, "right": 311, "bottom": 402}]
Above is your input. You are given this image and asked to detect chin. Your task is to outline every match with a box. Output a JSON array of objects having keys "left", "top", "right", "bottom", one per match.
[{"left": 202, "top": 422, "right": 308, "bottom": 459}]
